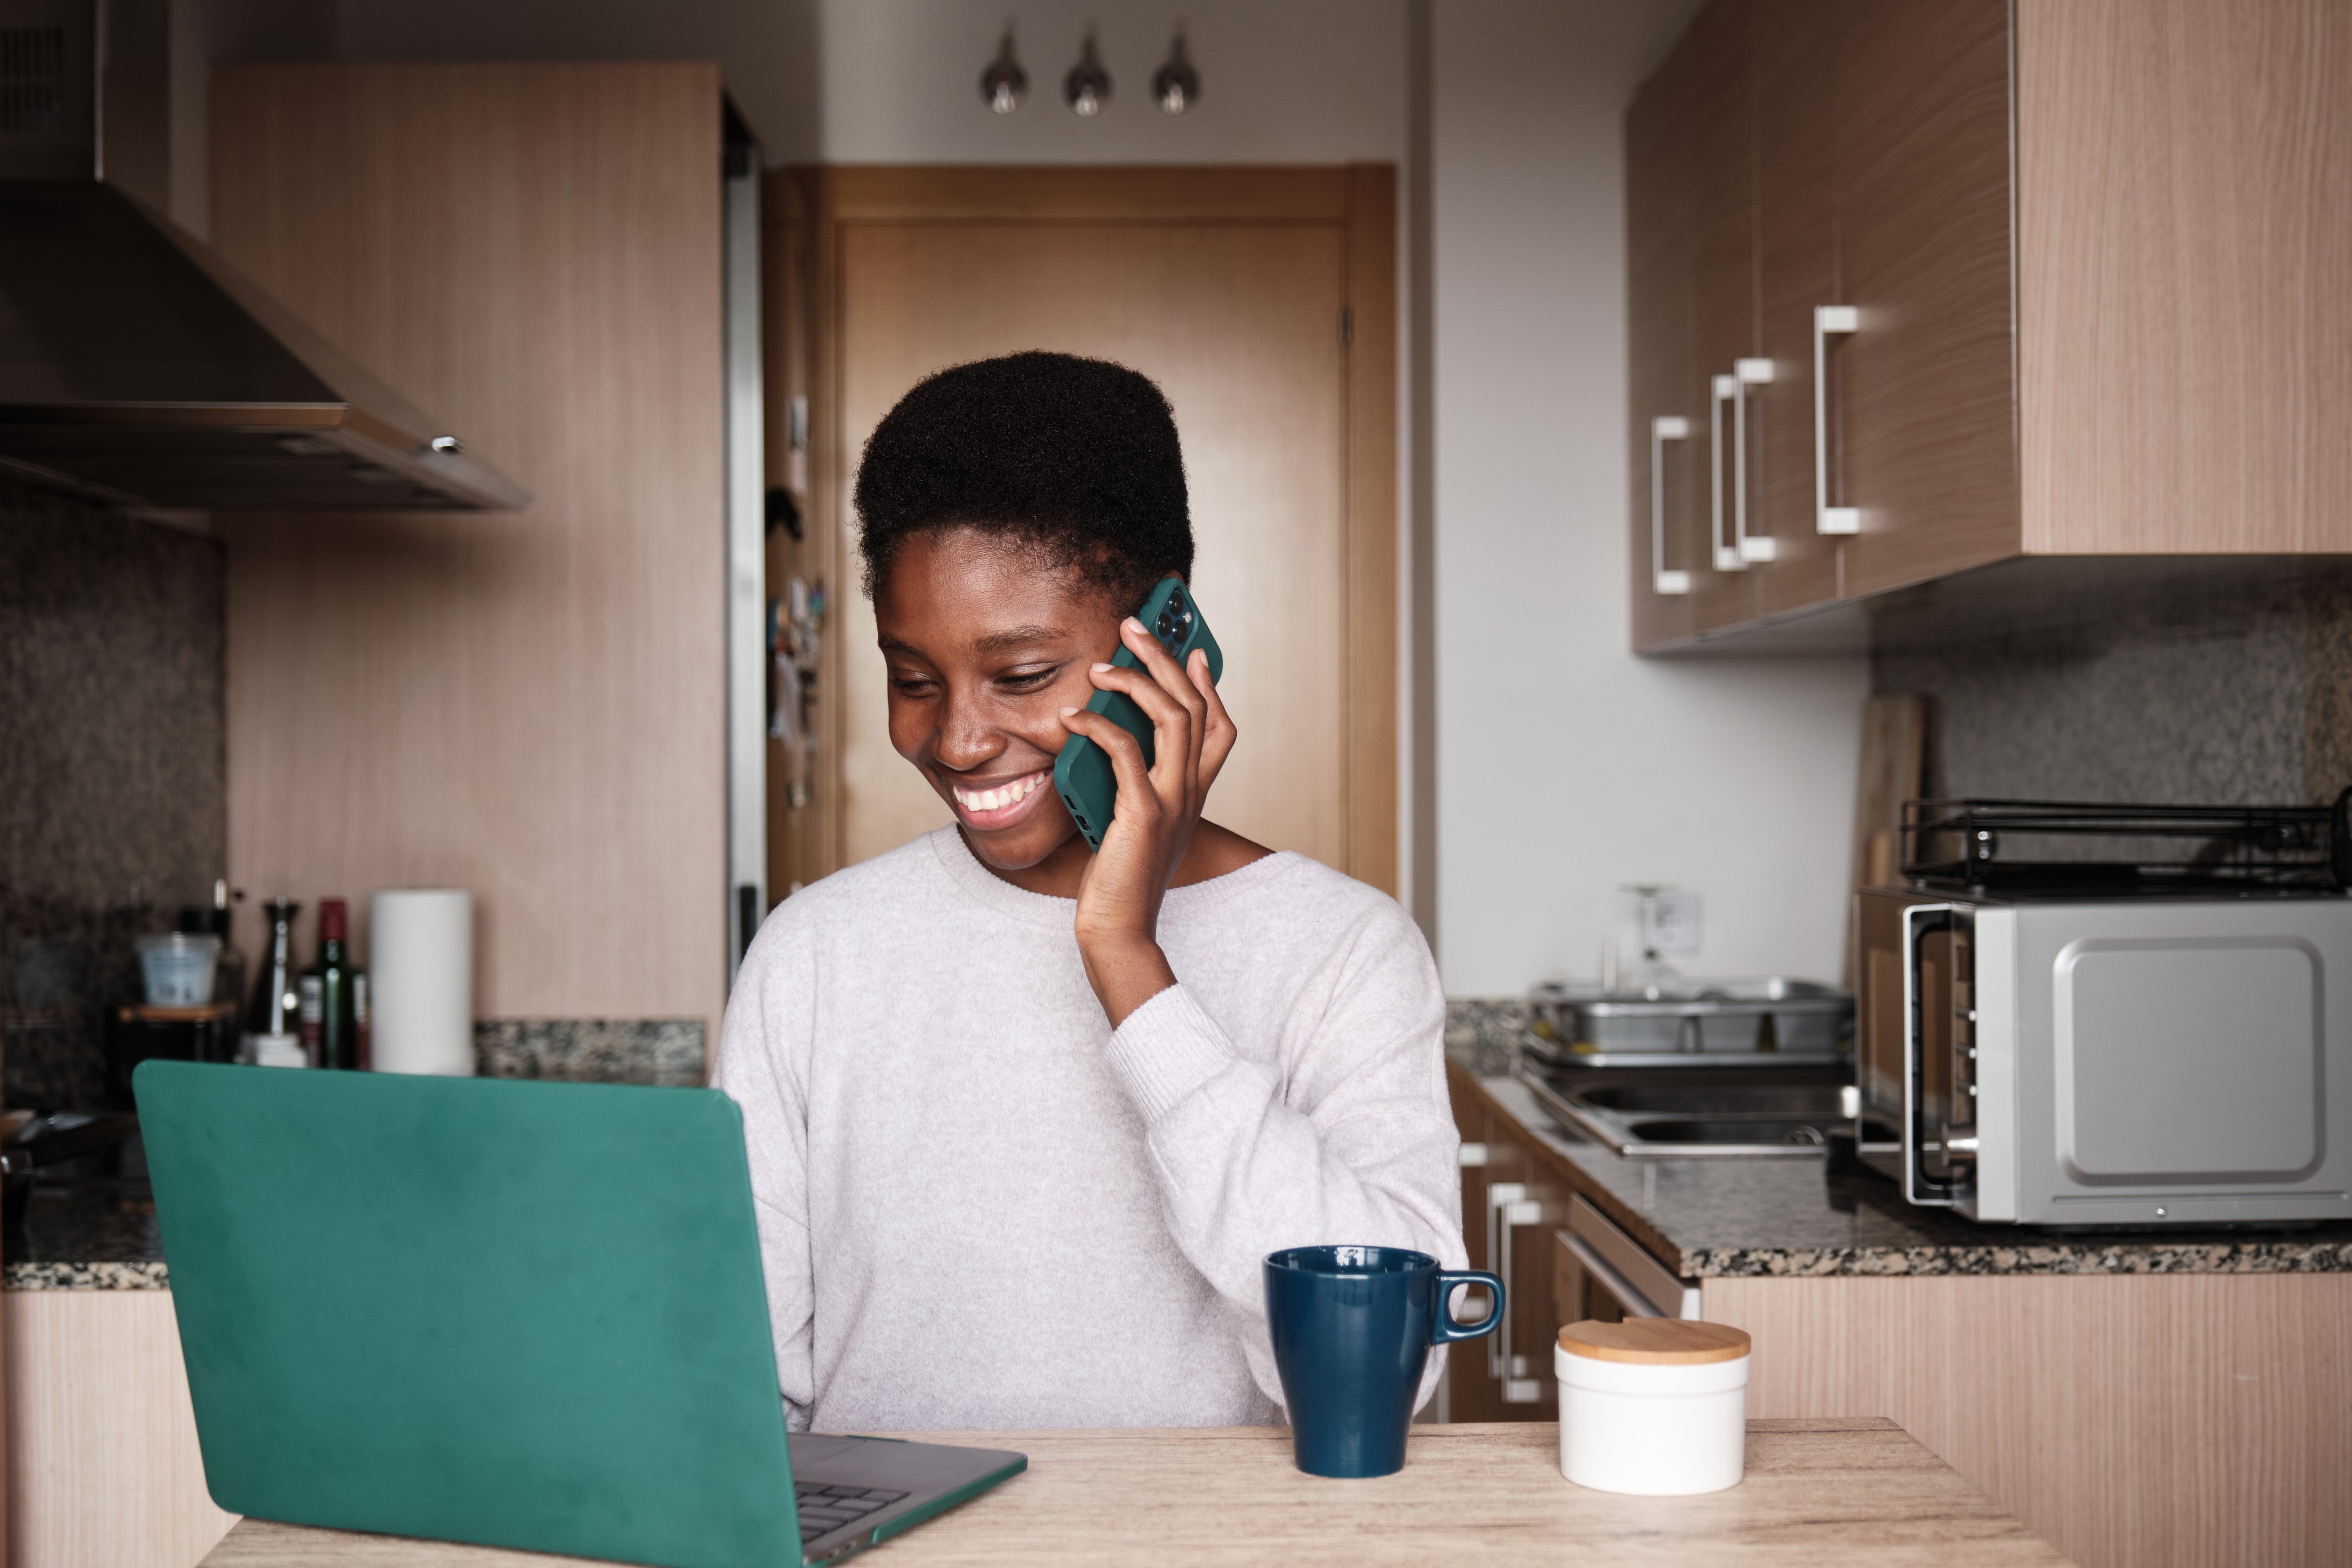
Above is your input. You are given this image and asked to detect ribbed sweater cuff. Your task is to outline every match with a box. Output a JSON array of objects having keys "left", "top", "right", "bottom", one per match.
[{"left": 1104, "top": 984, "right": 1241, "bottom": 1124}]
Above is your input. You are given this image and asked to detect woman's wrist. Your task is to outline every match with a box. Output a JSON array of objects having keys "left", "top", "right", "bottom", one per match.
[{"left": 1079, "top": 934, "right": 1178, "bottom": 1028}]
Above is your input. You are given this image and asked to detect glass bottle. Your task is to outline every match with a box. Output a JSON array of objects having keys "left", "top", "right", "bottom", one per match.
[
  {"left": 206, "top": 880, "right": 247, "bottom": 1015},
  {"left": 299, "top": 899, "right": 367, "bottom": 1071}
]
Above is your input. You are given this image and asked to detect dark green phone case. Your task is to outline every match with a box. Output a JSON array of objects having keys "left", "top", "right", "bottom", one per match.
[{"left": 1052, "top": 577, "right": 1223, "bottom": 851}]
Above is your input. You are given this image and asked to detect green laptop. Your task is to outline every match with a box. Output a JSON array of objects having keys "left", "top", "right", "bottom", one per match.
[{"left": 135, "top": 1060, "right": 1025, "bottom": 1568}]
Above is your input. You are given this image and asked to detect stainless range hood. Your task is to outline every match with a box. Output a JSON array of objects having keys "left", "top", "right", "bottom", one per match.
[{"left": 0, "top": 0, "right": 529, "bottom": 511}]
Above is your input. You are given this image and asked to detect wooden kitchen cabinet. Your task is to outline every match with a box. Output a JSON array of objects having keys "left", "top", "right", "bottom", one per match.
[
  {"left": 1626, "top": 0, "right": 2352, "bottom": 652},
  {"left": 1446, "top": 1096, "right": 1563, "bottom": 1422},
  {"left": 5, "top": 1288, "right": 232, "bottom": 1568},
  {"left": 1454, "top": 1062, "right": 2352, "bottom": 1568}
]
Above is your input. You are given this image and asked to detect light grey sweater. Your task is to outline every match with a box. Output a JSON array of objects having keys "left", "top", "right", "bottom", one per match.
[{"left": 712, "top": 827, "right": 1465, "bottom": 1433}]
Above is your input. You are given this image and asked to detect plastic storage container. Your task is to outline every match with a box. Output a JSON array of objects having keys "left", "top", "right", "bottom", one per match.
[
  {"left": 137, "top": 934, "right": 221, "bottom": 1007},
  {"left": 1556, "top": 1319, "right": 1751, "bottom": 1495}
]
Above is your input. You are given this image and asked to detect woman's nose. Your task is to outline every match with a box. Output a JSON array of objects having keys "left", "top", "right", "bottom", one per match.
[{"left": 933, "top": 692, "right": 1005, "bottom": 772}]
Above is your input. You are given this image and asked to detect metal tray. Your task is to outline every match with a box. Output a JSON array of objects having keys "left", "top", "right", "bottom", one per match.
[{"left": 1525, "top": 978, "right": 1853, "bottom": 1068}]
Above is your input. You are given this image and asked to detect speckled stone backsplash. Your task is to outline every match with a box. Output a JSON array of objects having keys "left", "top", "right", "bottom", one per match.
[
  {"left": 1, "top": 478, "right": 228, "bottom": 1110},
  {"left": 1445, "top": 998, "right": 1529, "bottom": 1077},
  {"left": 475, "top": 1019, "right": 707, "bottom": 1085},
  {"left": 1872, "top": 560, "right": 2352, "bottom": 805}
]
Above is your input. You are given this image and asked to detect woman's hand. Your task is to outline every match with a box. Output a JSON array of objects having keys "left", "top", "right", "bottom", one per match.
[{"left": 1057, "top": 614, "right": 1238, "bottom": 1025}]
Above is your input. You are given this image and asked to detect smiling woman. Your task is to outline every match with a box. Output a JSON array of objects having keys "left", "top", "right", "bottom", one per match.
[{"left": 709, "top": 350, "right": 1464, "bottom": 1436}]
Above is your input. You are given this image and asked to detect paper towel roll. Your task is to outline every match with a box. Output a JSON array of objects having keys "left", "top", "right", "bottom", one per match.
[{"left": 369, "top": 890, "right": 475, "bottom": 1076}]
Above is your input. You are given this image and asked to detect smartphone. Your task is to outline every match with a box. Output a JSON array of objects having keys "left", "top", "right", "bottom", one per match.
[{"left": 1053, "top": 577, "right": 1224, "bottom": 852}]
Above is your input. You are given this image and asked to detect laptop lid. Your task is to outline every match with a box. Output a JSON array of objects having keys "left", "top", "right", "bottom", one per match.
[{"left": 137, "top": 1060, "right": 805, "bottom": 1568}]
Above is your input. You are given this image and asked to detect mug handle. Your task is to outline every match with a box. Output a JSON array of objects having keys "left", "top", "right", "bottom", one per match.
[{"left": 1430, "top": 1271, "right": 1506, "bottom": 1343}]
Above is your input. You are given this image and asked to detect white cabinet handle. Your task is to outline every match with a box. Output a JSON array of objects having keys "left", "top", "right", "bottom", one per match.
[
  {"left": 1649, "top": 416, "right": 1691, "bottom": 595},
  {"left": 1710, "top": 375, "right": 1741, "bottom": 571},
  {"left": 1814, "top": 306, "right": 1860, "bottom": 534},
  {"left": 1485, "top": 1183, "right": 1544, "bottom": 1400},
  {"left": 1733, "top": 358, "right": 1776, "bottom": 562}
]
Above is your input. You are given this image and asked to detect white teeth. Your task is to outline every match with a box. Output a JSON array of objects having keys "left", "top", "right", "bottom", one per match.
[{"left": 955, "top": 772, "right": 1043, "bottom": 815}]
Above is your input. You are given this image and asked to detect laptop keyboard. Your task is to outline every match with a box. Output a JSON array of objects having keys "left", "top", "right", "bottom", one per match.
[{"left": 796, "top": 1483, "right": 909, "bottom": 1543}]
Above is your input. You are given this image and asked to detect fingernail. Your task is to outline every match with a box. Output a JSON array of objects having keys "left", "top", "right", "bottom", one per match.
[
  {"left": 1091, "top": 662, "right": 1114, "bottom": 673},
  {"left": 1058, "top": 706, "right": 1081, "bottom": 718},
  {"left": 1123, "top": 617, "right": 1145, "bottom": 634}
]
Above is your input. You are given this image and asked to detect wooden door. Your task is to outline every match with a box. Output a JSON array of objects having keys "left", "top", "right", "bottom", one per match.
[
  {"left": 810, "top": 169, "right": 1395, "bottom": 889},
  {"left": 1448, "top": 1096, "right": 1508, "bottom": 1422},
  {"left": 1482, "top": 1125, "right": 1566, "bottom": 1421},
  {"left": 1750, "top": 0, "right": 1844, "bottom": 615},
  {"left": 1684, "top": 0, "right": 1767, "bottom": 635},
  {"left": 1834, "top": 0, "right": 2019, "bottom": 597},
  {"left": 1624, "top": 19, "right": 1705, "bottom": 650},
  {"left": 2016, "top": 0, "right": 2352, "bottom": 557}
]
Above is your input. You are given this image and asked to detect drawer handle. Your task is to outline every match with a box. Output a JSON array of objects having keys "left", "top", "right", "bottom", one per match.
[
  {"left": 1733, "top": 358, "right": 1776, "bottom": 563},
  {"left": 1486, "top": 1184, "right": 1543, "bottom": 1392},
  {"left": 1649, "top": 416, "right": 1691, "bottom": 595},
  {"left": 1814, "top": 306, "right": 1860, "bottom": 535}
]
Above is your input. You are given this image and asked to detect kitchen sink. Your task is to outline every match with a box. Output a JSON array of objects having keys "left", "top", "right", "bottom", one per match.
[
  {"left": 1621, "top": 1118, "right": 1831, "bottom": 1147},
  {"left": 1575, "top": 1082, "right": 1848, "bottom": 1117},
  {"left": 1520, "top": 1066, "right": 1852, "bottom": 1158}
]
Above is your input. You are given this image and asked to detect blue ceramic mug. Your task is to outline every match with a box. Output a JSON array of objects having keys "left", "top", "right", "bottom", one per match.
[{"left": 1263, "top": 1245, "right": 1504, "bottom": 1477}]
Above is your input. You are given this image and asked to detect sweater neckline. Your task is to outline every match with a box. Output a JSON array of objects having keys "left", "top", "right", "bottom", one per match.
[{"left": 927, "top": 826, "right": 1301, "bottom": 930}]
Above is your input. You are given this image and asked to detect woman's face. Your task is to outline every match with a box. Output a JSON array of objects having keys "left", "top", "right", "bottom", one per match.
[{"left": 875, "top": 527, "right": 1128, "bottom": 872}]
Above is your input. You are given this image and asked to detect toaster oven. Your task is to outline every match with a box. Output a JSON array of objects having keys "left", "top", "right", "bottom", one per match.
[{"left": 1853, "top": 886, "right": 2352, "bottom": 1226}]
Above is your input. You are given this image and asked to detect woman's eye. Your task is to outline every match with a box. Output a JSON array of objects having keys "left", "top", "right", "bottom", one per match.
[
  {"left": 890, "top": 675, "right": 937, "bottom": 696},
  {"left": 998, "top": 668, "right": 1058, "bottom": 691}
]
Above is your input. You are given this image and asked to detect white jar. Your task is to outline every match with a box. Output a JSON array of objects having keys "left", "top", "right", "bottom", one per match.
[{"left": 1556, "top": 1319, "right": 1751, "bottom": 1495}]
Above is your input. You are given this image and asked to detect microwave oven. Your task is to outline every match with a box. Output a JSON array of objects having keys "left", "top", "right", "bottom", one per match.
[{"left": 1852, "top": 887, "right": 2352, "bottom": 1226}]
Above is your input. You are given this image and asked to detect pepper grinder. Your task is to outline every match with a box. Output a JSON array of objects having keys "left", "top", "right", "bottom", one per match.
[{"left": 245, "top": 898, "right": 304, "bottom": 1062}]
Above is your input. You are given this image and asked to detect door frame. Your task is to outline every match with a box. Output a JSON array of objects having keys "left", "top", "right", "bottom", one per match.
[{"left": 785, "top": 164, "right": 1399, "bottom": 895}]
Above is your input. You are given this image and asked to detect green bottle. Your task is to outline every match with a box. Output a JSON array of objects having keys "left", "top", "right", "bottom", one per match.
[{"left": 298, "top": 898, "right": 370, "bottom": 1071}]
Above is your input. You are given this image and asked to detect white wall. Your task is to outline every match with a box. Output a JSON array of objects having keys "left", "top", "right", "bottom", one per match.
[{"left": 1427, "top": 0, "right": 1869, "bottom": 994}]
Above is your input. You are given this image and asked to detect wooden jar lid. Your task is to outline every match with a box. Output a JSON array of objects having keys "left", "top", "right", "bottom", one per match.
[{"left": 1558, "top": 1319, "right": 1751, "bottom": 1365}]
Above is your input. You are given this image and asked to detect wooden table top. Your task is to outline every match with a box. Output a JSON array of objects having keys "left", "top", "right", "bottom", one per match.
[{"left": 200, "top": 1418, "right": 2072, "bottom": 1566}]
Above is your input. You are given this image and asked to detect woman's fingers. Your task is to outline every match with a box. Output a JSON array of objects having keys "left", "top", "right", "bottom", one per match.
[
  {"left": 1190, "top": 648, "right": 1239, "bottom": 789},
  {"left": 1087, "top": 667, "right": 1194, "bottom": 800},
  {"left": 1060, "top": 706, "right": 1161, "bottom": 830},
  {"left": 1117, "top": 616, "right": 1210, "bottom": 773}
]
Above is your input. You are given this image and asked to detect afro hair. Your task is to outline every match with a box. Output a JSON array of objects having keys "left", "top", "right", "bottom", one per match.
[{"left": 852, "top": 350, "right": 1193, "bottom": 608}]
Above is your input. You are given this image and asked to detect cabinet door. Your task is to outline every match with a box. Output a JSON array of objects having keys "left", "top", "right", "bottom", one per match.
[
  {"left": 1749, "top": 0, "right": 1844, "bottom": 615},
  {"left": 1834, "top": 0, "right": 2019, "bottom": 596},
  {"left": 1447, "top": 1092, "right": 1509, "bottom": 1422},
  {"left": 1476, "top": 1129, "right": 1566, "bottom": 1420},
  {"left": 1684, "top": 0, "right": 1768, "bottom": 634},
  {"left": 1553, "top": 1232, "right": 1627, "bottom": 1328},
  {"left": 1625, "top": 21, "right": 1705, "bottom": 649}
]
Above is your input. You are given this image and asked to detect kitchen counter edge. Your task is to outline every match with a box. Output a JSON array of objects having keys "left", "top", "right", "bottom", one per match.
[{"left": 1450, "top": 1058, "right": 2352, "bottom": 1279}]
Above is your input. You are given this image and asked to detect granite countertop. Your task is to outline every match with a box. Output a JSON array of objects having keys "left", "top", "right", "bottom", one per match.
[
  {"left": 1447, "top": 1000, "right": 2352, "bottom": 1279},
  {"left": 4, "top": 1020, "right": 706, "bottom": 1293},
  {"left": 29, "top": 1006, "right": 2352, "bottom": 1290},
  {"left": 5, "top": 1177, "right": 168, "bottom": 1290}
]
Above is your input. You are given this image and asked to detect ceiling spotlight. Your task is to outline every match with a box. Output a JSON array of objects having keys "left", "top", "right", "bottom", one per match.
[
  {"left": 1152, "top": 34, "right": 1199, "bottom": 115},
  {"left": 1064, "top": 35, "right": 1112, "bottom": 117},
  {"left": 978, "top": 31, "right": 1027, "bottom": 114}
]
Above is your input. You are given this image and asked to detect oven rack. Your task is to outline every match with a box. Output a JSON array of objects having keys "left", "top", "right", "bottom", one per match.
[{"left": 1899, "top": 796, "right": 2352, "bottom": 896}]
